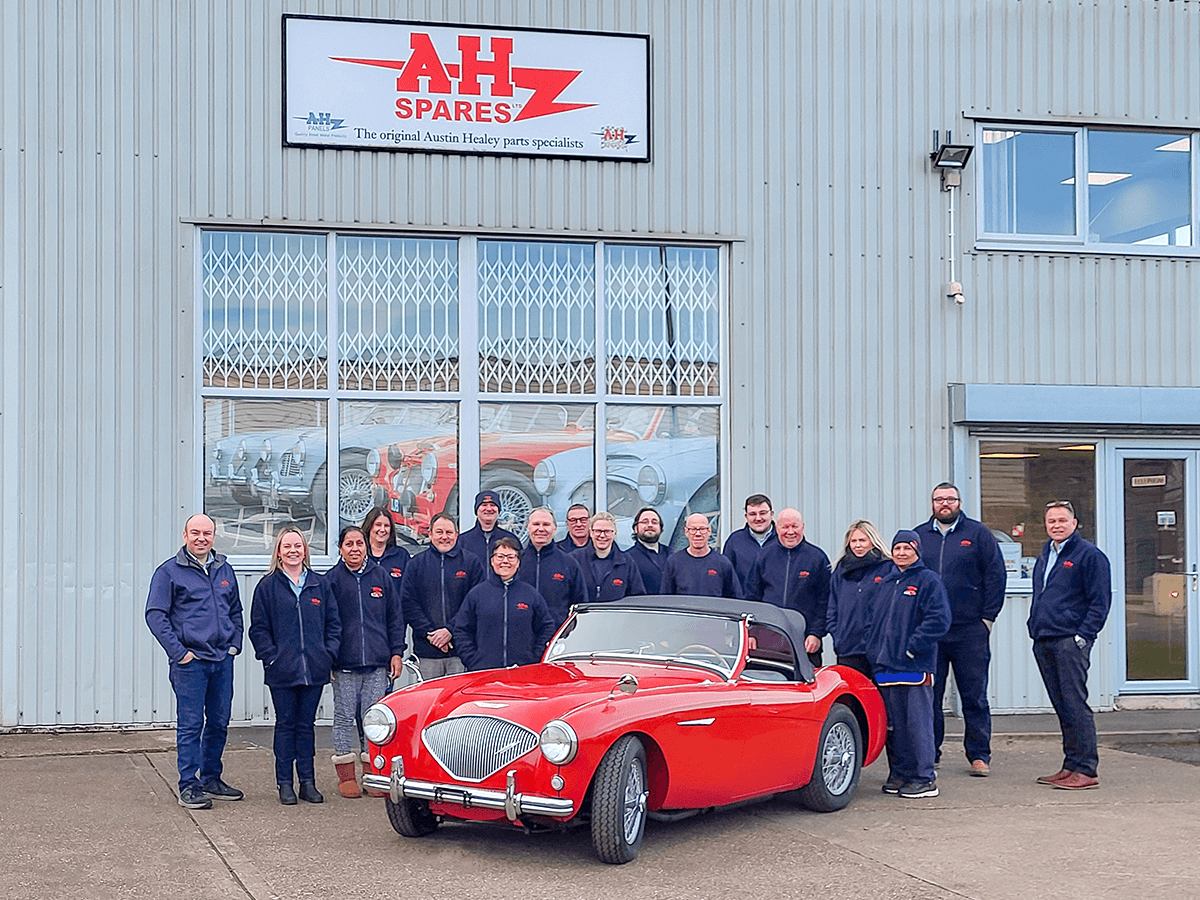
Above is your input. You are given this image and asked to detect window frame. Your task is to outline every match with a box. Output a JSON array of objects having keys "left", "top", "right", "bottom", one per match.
[
  {"left": 974, "top": 122, "right": 1200, "bottom": 257},
  {"left": 195, "top": 228, "right": 728, "bottom": 567}
]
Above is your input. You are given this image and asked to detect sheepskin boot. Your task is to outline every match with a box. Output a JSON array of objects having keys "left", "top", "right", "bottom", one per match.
[{"left": 332, "top": 753, "right": 361, "bottom": 799}]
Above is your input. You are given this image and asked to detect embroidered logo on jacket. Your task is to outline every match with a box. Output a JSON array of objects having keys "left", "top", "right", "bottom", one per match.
[
  {"left": 960, "top": 540, "right": 972, "bottom": 546},
  {"left": 874, "top": 576, "right": 883, "bottom": 583},
  {"left": 613, "top": 578, "right": 624, "bottom": 586},
  {"left": 1063, "top": 561, "right": 1074, "bottom": 568},
  {"left": 517, "top": 603, "right": 529, "bottom": 610},
  {"left": 311, "top": 597, "right": 321, "bottom": 605},
  {"left": 707, "top": 569, "right": 718, "bottom": 576},
  {"left": 799, "top": 570, "right": 810, "bottom": 577},
  {"left": 455, "top": 570, "right": 467, "bottom": 578},
  {"left": 552, "top": 572, "right": 565, "bottom": 580},
  {"left": 904, "top": 586, "right": 918, "bottom": 596},
  {"left": 221, "top": 580, "right": 230, "bottom": 586},
  {"left": 371, "top": 587, "right": 384, "bottom": 598},
  {"left": 390, "top": 568, "right": 403, "bottom": 578}
]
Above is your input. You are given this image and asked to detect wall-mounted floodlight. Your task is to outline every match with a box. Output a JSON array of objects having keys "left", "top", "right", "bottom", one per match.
[
  {"left": 930, "top": 130, "right": 973, "bottom": 306},
  {"left": 931, "top": 144, "right": 974, "bottom": 169}
]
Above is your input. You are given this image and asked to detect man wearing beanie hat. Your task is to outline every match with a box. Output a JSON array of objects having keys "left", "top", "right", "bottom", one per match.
[
  {"left": 459, "top": 489, "right": 518, "bottom": 564},
  {"left": 866, "top": 530, "right": 951, "bottom": 799}
]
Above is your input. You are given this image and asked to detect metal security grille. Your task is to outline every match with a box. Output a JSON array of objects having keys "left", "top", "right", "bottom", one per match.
[
  {"left": 477, "top": 241, "right": 597, "bottom": 394},
  {"left": 338, "top": 236, "right": 460, "bottom": 391},
  {"left": 421, "top": 715, "right": 539, "bottom": 782},
  {"left": 202, "top": 231, "right": 328, "bottom": 389},
  {"left": 606, "top": 245, "right": 720, "bottom": 396}
]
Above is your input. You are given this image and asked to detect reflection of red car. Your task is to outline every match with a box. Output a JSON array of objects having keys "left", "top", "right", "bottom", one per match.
[
  {"left": 368, "top": 405, "right": 661, "bottom": 540},
  {"left": 361, "top": 596, "right": 886, "bottom": 864}
]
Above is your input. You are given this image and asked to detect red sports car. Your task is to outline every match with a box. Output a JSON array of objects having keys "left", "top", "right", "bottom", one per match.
[{"left": 361, "top": 596, "right": 886, "bottom": 864}]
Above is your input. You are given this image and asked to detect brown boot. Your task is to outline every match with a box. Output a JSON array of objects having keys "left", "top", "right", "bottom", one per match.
[{"left": 332, "top": 753, "right": 361, "bottom": 799}]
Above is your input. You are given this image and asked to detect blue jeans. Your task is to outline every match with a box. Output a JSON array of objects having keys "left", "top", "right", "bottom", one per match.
[
  {"left": 169, "top": 655, "right": 234, "bottom": 791},
  {"left": 1033, "top": 636, "right": 1098, "bottom": 777},
  {"left": 269, "top": 684, "right": 324, "bottom": 785}
]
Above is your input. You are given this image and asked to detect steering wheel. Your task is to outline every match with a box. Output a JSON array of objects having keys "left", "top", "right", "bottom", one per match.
[{"left": 676, "top": 644, "right": 727, "bottom": 666}]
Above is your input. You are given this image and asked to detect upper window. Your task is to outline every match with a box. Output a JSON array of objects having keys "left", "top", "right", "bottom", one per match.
[{"left": 978, "top": 125, "right": 1194, "bottom": 252}]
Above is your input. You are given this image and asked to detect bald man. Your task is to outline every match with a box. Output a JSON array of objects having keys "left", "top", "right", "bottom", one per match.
[
  {"left": 662, "top": 514, "right": 741, "bottom": 598},
  {"left": 146, "top": 514, "right": 244, "bottom": 809},
  {"left": 745, "top": 508, "right": 832, "bottom": 667}
]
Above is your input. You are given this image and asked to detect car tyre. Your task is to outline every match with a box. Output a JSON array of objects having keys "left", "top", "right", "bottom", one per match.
[
  {"left": 590, "top": 734, "right": 649, "bottom": 865},
  {"left": 795, "top": 703, "right": 862, "bottom": 812},
  {"left": 384, "top": 795, "right": 439, "bottom": 838}
]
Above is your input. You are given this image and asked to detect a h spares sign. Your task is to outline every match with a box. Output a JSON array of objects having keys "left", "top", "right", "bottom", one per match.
[{"left": 283, "top": 15, "right": 650, "bottom": 161}]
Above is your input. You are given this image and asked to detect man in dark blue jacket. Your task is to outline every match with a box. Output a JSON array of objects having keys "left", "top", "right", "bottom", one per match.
[
  {"left": 573, "top": 512, "right": 646, "bottom": 602},
  {"left": 400, "top": 514, "right": 486, "bottom": 679},
  {"left": 145, "top": 514, "right": 244, "bottom": 810},
  {"left": 662, "top": 514, "right": 741, "bottom": 598},
  {"left": 520, "top": 507, "right": 586, "bottom": 627},
  {"left": 556, "top": 503, "right": 593, "bottom": 553},
  {"left": 627, "top": 507, "right": 668, "bottom": 593},
  {"left": 459, "top": 490, "right": 518, "bottom": 564},
  {"left": 723, "top": 494, "right": 775, "bottom": 589},
  {"left": 914, "top": 482, "right": 1007, "bottom": 776},
  {"left": 867, "top": 531, "right": 951, "bottom": 799},
  {"left": 454, "top": 538, "right": 557, "bottom": 670},
  {"left": 745, "top": 508, "right": 831, "bottom": 667},
  {"left": 1029, "top": 501, "right": 1112, "bottom": 791}
]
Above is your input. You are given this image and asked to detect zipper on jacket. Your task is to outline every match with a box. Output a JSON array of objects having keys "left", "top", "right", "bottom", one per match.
[
  {"left": 502, "top": 581, "right": 510, "bottom": 667},
  {"left": 296, "top": 579, "right": 311, "bottom": 685},
  {"left": 357, "top": 568, "right": 367, "bottom": 668}
]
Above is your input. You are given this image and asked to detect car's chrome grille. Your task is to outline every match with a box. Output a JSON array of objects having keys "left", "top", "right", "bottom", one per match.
[
  {"left": 278, "top": 452, "right": 303, "bottom": 477},
  {"left": 422, "top": 715, "right": 538, "bottom": 782}
]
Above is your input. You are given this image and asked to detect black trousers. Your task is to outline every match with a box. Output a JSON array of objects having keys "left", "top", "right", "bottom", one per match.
[{"left": 1033, "top": 635, "right": 1098, "bottom": 777}]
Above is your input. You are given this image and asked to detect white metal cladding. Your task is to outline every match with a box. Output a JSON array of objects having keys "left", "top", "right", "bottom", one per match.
[
  {"left": 337, "top": 236, "right": 460, "bottom": 392},
  {"left": 4, "top": 0, "right": 1200, "bottom": 726}
]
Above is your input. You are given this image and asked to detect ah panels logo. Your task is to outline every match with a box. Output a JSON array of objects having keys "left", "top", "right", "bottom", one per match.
[{"left": 294, "top": 111, "right": 348, "bottom": 133}]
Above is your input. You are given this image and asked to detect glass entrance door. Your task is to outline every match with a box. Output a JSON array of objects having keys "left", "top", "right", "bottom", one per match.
[{"left": 1116, "top": 450, "right": 1198, "bottom": 691}]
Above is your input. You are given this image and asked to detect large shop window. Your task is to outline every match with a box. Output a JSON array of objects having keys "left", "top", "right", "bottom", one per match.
[
  {"left": 978, "top": 125, "right": 1194, "bottom": 252},
  {"left": 977, "top": 441, "right": 1097, "bottom": 588},
  {"left": 200, "top": 231, "right": 724, "bottom": 557}
]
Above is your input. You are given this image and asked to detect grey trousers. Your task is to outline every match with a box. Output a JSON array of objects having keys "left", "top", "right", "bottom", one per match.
[{"left": 331, "top": 667, "right": 392, "bottom": 755}]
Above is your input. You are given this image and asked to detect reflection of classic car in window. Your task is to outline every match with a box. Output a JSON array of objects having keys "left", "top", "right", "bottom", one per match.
[
  {"left": 368, "top": 405, "right": 661, "bottom": 542},
  {"left": 361, "top": 596, "right": 885, "bottom": 864},
  {"left": 208, "top": 404, "right": 452, "bottom": 530},
  {"left": 534, "top": 431, "right": 720, "bottom": 552}
]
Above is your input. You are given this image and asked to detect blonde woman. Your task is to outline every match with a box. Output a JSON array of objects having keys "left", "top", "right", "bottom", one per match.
[
  {"left": 249, "top": 527, "right": 341, "bottom": 805},
  {"left": 826, "top": 519, "right": 891, "bottom": 678}
]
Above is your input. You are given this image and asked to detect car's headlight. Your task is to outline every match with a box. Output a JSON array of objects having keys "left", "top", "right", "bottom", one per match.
[
  {"left": 235, "top": 440, "right": 247, "bottom": 462},
  {"left": 387, "top": 444, "right": 404, "bottom": 470},
  {"left": 259, "top": 439, "right": 272, "bottom": 462},
  {"left": 569, "top": 481, "right": 595, "bottom": 511},
  {"left": 420, "top": 452, "right": 438, "bottom": 488},
  {"left": 538, "top": 719, "right": 578, "bottom": 765},
  {"left": 637, "top": 464, "right": 666, "bottom": 504},
  {"left": 362, "top": 704, "right": 397, "bottom": 746},
  {"left": 533, "top": 459, "right": 555, "bottom": 495},
  {"left": 366, "top": 449, "right": 380, "bottom": 477},
  {"left": 212, "top": 446, "right": 223, "bottom": 461},
  {"left": 290, "top": 439, "right": 306, "bottom": 466}
]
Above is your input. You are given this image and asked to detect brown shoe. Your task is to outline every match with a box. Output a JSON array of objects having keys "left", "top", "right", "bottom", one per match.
[
  {"left": 1053, "top": 771, "right": 1098, "bottom": 790},
  {"left": 1036, "top": 769, "right": 1072, "bottom": 785},
  {"left": 970, "top": 760, "right": 990, "bottom": 777},
  {"left": 332, "top": 753, "right": 361, "bottom": 799}
]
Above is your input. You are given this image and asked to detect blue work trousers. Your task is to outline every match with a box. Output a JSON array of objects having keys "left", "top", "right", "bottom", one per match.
[
  {"left": 933, "top": 623, "right": 993, "bottom": 764},
  {"left": 169, "top": 655, "right": 234, "bottom": 791},
  {"left": 880, "top": 683, "right": 936, "bottom": 784}
]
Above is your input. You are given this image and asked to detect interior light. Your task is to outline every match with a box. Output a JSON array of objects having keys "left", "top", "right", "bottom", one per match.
[
  {"left": 1155, "top": 138, "right": 1190, "bottom": 152},
  {"left": 982, "top": 130, "right": 1017, "bottom": 144},
  {"left": 980, "top": 452, "right": 1040, "bottom": 459},
  {"left": 1058, "top": 444, "right": 1096, "bottom": 451},
  {"left": 1061, "top": 172, "right": 1132, "bottom": 186}
]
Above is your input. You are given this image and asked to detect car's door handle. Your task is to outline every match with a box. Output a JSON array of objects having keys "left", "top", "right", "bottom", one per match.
[{"left": 676, "top": 717, "right": 715, "bottom": 726}]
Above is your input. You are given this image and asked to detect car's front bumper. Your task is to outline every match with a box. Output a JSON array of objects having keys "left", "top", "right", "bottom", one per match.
[{"left": 362, "top": 757, "right": 574, "bottom": 821}]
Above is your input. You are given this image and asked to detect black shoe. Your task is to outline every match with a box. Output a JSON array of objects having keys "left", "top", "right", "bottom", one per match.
[
  {"left": 298, "top": 781, "right": 324, "bottom": 804},
  {"left": 881, "top": 776, "right": 905, "bottom": 795},
  {"left": 278, "top": 784, "right": 298, "bottom": 805},
  {"left": 899, "top": 780, "right": 940, "bottom": 799},
  {"left": 201, "top": 779, "right": 245, "bottom": 801},
  {"left": 178, "top": 785, "right": 212, "bottom": 810}
]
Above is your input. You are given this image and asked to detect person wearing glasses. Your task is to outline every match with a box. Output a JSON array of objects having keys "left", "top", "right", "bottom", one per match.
[
  {"left": 662, "top": 513, "right": 741, "bottom": 598},
  {"left": 913, "top": 482, "right": 1007, "bottom": 777},
  {"left": 572, "top": 511, "right": 646, "bottom": 602},
  {"left": 1029, "top": 500, "right": 1112, "bottom": 791},
  {"left": 557, "top": 503, "right": 594, "bottom": 553},
  {"left": 452, "top": 538, "right": 557, "bottom": 671},
  {"left": 628, "top": 506, "right": 669, "bottom": 593}
]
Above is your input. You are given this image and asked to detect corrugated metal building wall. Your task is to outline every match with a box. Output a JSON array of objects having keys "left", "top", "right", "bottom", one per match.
[{"left": 2, "top": 0, "right": 1197, "bottom": 725}]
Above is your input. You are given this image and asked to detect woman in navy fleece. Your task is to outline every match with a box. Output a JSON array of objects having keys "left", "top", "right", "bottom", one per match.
[{"left": 827, "top": 519, "right": 892, "bottom": 678}]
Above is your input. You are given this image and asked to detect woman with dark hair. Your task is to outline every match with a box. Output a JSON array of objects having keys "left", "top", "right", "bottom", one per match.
[
  {"left": 827, "top": 519, "right": 892, "bottom": 678},
  {"left": 362, "top": 507, "right": 411, "bottom": 583},
  {"left": 249, "top": 527, "right": 341, "bottom": 805}
]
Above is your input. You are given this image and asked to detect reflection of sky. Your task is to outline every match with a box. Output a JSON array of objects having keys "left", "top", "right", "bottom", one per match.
[{"left": 983, "top": 131, "right": 1075, "bottom": 235}]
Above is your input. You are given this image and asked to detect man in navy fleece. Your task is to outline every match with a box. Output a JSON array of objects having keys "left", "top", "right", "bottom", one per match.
[
  {"left": 723, "top": 494, "right": 775, "bottom": 589},
  {"left": 914, "top": 482, "right": 1007, "bottom": 776},
  {"left": 662, "top": 514, "right": 741, "bottom": 598}
]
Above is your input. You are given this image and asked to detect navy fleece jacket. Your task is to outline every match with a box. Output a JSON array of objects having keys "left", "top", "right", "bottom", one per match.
[
  {"left": 661, "top": 549, "right": 742, "bottom": 598},
  {"left": 452, "top": 574, "right": 557, "bottom": 671},
  {"left": 744, "top": 538, "right": 832, "bottom": 639},
  {"left": 1028, "top": 534, "right": 1112, "bottom": 642},
  {"left": 914, "top": 514, "right": 1007, "bottom": 629},
  {"left": 323, "top": 559, "right": 406, "bottom": 669},
  {"left": 518, "top": 542, "right": 587, "bottom": 627},
  {"left": 248, "top": 569, "right": 341, "bottom": 687},
  {"left": 866, "top": 559, "right": 951, "bottom": 674},
  {"left": 146, "top": 549, "right": 243, "bottom": 663},
  {"left": 400, "top": 544, "right": 486, "bottom": 658}
]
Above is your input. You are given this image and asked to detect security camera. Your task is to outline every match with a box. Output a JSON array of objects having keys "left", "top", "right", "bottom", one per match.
[{"left": 947, "top": 281, "right": 965, "bottom": 305}]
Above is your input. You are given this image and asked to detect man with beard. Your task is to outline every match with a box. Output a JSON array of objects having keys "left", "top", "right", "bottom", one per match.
[
  {"left": 627, "top": 507, "right": 668, "bottom": 594},
  {"left": 723, "top": 494, "right": 775, "bottom": 589},
  {"left": 913, "top": 482, "right": 1007, "bottom": 777}
]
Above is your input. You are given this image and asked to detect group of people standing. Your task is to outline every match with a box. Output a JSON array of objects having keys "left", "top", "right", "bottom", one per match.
[{"left": 145, "top": 480, "right": 1110, "bottom": 811}]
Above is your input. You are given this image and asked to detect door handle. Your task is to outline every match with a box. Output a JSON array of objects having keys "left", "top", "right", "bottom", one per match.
[{"left": 1190, "top": 568, "right": 1199, "bottom": 592}]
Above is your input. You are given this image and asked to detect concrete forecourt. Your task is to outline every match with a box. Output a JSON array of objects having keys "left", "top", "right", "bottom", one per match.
[{"left": 0, "top": 711, "right": 1196, "bottom": 900}]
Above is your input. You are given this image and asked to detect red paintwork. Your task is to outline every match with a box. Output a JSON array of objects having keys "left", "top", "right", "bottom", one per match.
[{"left": 367, "top": 623, "right": 886, "bottom": 826}]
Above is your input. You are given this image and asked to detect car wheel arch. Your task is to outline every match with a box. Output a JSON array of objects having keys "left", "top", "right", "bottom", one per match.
[{"left": 585, "top": 730, "right": 670, "bottom": 813}]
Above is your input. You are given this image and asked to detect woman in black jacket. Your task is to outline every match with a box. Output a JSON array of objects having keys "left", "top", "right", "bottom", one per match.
[
  {"left": 249, "top": 527, "right": 341, "bottom": 805},
  {"left": 827, "top": 519, "right": 892, "bottom": 677}
]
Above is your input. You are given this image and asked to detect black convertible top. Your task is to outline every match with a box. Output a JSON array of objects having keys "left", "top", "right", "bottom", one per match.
[{"left": 574, "top": 595, "right": 815, "bottom": 682}]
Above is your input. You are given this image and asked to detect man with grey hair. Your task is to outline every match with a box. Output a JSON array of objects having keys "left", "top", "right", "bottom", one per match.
[
  {"left": 146, "top": 513, "right": 244, "bottom": 810},
  {"left": 519, "top": 507, "right": 587, "bottom": 627},
  {"left": 572, "top": 511, "right": 646, "bottom": 602}
]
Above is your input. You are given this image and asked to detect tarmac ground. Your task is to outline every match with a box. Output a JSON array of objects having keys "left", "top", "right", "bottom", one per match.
[{"left": 0, "top": 709, "right": 1197, "bottom": 900}]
